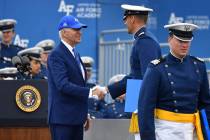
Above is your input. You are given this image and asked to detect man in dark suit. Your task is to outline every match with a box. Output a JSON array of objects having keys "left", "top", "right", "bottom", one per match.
[{"left": 47, "top": 15, "right": 104, "bottom": 140}]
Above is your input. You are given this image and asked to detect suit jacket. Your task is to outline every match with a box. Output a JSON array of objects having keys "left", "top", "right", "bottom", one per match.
[
  {"left": 108, "top": 27, "right": 162, "bottom": 99},
  {"left": 47, "top": 42, "right": 89, "bottom": 125}
]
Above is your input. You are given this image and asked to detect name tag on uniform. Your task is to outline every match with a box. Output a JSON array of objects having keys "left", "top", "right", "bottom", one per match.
[{"left": 124, "top": 79, "right": 142, "bottom": 112}]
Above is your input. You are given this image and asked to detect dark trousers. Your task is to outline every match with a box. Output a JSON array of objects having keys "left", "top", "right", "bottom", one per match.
[{"left": 50, "top": 124, "right": 83, "bottom": 140}]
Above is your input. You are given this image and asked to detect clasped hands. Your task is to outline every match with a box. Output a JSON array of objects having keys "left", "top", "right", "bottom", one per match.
[{"left": 91, "top": 85, "right": 108, "bottom": 100}]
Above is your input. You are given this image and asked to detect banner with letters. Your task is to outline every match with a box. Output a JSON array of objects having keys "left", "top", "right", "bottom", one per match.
[{"left": 0, "top": 0, "right": 209, "bottom": 82}]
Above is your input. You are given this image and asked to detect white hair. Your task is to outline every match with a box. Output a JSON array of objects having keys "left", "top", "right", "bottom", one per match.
[{"left": 58, "top": 30, "right": 63, "bottom": 39}]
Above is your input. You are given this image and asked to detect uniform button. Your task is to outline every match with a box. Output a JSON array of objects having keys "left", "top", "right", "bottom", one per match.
[
  {"left": 94, "top": 107, "right": 97, "bottom": 110},
  {"left": 174, "top": 109, "right": 178, "bottom": 112},
  {"left": 113, "top": 107, "right": 116, "bottom": 111},
  {"left": 172, "top": 91, "right": 176, "bottom": 94},
  {"left": 165, "top": 64, "right": 168, "bottom": 68},
  {"left": 94, "top": 102, "right": 97, "bottom": 106},
  {"left": 174, "top": 100, "right": 177, "bottom": 104},
  {"left": 196, "top": 70, "right": 199, "bottom": 73},
  {"left": 168, "top": 73, "right": 172, "bottom": 76},
  {"left": 114, "top": 111, "right": 118, "bottom": 114},
  {"left": 170, "top": 81, "right": 174, "bottom": 85},
  {"left": 194, "top": 61, "right": 197, "bottom": 65}
]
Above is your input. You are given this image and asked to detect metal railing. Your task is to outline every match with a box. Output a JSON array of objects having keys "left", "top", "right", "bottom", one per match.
[{"left": 98, "top": 28, "right": 210, "bottom": 85}]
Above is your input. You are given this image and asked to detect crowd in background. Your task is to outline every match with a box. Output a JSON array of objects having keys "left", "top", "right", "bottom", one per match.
[{"left": 0, "top": 18, "right": 131, "bottom": 119}]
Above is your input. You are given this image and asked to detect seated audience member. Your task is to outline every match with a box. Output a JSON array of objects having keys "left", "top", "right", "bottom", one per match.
[
  {"left": 103, "top": 74, "right": 132, "bottom": 119},
  {"left": 0, "top": 19, "right": 24, "bottom": 69},
  {"left": 35, "top": 39, "right": 55, "bottom": 78},
  {"left": 81, "top": 56, "right": 95, "bottom": 88},
  {"left": 17, "top": 47, "right": 45, "bottom": 80}
]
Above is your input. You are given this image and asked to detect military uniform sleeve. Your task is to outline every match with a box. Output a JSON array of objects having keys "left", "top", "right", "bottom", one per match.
[
  {"left": 138, "top": 63, "right": 160, "bottom": 140},
  {"left": 136, "top": 38, "right": 161, "bottom": 76},
  {"left": 108, "top": 75, "right": 131, "bottom": 99}
]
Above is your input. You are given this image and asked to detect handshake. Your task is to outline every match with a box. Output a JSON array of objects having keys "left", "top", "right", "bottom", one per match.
[{"left": 91, "top": 85, "right": 108, "bottom": 100}]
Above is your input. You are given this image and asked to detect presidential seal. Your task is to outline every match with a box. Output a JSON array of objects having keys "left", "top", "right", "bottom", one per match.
[{"left": 16, "top": 85, "right": 41, "bottom": 112}]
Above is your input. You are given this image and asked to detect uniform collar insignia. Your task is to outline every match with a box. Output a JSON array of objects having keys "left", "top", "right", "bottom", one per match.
[{"left": 151, "top": 59, "right": 160, "bottom": 65}]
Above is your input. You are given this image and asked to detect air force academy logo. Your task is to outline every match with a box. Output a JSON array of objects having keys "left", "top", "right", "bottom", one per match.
[{"left": 58, "top": 0, "right": 74, "bottom": 15}]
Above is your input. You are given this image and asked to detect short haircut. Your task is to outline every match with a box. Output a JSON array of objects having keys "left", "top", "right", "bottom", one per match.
[{"left": 134, "top": 14, "right": 148, "bottom": 24}]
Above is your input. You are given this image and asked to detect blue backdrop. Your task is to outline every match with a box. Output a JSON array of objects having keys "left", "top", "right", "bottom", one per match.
[{"left": 1, "top": 0, "right": 210, "bottom": 80}]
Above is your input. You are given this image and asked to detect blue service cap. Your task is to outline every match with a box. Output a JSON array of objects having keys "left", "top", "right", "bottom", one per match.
[{"left": 58, "top": 15, "right": 87, "bottom": 30}]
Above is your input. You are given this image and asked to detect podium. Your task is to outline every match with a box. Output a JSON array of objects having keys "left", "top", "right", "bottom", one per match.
[{"left": 0, "top": 80, "right": 51, "bottom": 140}]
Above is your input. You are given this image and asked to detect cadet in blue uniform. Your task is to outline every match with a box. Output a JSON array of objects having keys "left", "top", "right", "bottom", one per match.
[
  {"left": 138, "top": 23, "right": 210, "bottom": 140},
  {"left": 17, "top": 47, "right": 45, "bottom": 80},
  {"left": 103, "top": 95, "right": 132, "bottom": 119},
  {"left": 81, "top": 56, "right": 96, "bottom": 88},
  {"left": 106, "top": 4, "right": 161, "bottom": 98},
  {"left": 0, "top": 19, "right": 24, "bottom": 69},
  {"left": 103, "top": 4, "right": 161, "bottom": 139},
  {"left": 35, "top": 39, "right": 55, "bottom": 79}
]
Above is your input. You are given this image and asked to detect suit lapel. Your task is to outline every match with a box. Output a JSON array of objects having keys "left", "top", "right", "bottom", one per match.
[{"left": 60, "top": 42, "right": 86, "bottom": 82}]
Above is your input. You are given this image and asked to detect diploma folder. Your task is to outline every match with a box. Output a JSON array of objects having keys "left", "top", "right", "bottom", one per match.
[
  {"left": 200, "top": 109, "right": 210, "bottom": 140},
  {"left": 124, "top": 79, "right": 142, "bottom": 112}
]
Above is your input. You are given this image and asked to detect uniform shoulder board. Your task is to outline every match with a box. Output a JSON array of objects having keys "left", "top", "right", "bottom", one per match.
[
  {"left": 150, "top": 57, "right": 165, "bottom": 66},
  {"left": 151, "top": 59, "right": 161, "bottom": 65},
  {"left": 190, "top": 56, "right": 204, "bottom": 63}
]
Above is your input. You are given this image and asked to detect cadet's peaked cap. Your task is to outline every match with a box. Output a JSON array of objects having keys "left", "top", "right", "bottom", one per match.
[
  {"left": 164, "top": 23, "right": 199, "bottom": 42},
  {"left": 58, "top": 15, "right": 87, "bottom": 30},
  {"left": 35, "top": 39, "right": 55, "bottom": 53},
  {"left": 18, "top": 47, "right": 43, "bottom": 61},
  {"left": 121, "top": 4, "right": 153, "bottom": 20},
  {"left": 0, "top": 67, "right": 18, "bottom": 80},
  {"left": 81, "top": 56, "right": 94, "bottom": 70},
  {"left": 0, "top": 19, "right": 17, "bottom": 32},
  {"left": 0, "top": 67, "right": 17, "bottom": 74}
]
